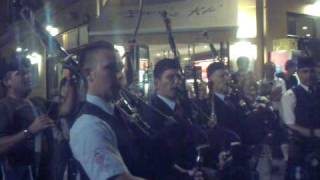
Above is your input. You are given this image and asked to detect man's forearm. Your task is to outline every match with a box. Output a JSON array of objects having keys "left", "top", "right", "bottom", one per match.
[
  {"left": 287, "top": 124, "right": 312, "bottom": 137},
  {"left": 0, "top": 131, "right": 27, "bottom": 154}
]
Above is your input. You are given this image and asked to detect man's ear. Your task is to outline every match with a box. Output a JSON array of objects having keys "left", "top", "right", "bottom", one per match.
[
  {"left": 82, "top": 68, "right": 94, "bottom": 82},
  {"left": 154, "top": 78, "right": 160, "bottom": 89},
  {"left": 208, "top": 80, "right": 214, "bottom": 90}
]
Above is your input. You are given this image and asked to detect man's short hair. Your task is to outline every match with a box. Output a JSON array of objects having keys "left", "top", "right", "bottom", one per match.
[
  {"left": 285, "top": 60, "right": 296, "bottom": 70},
  {"left": 79, "top": 41, "right": 115, "bottom": 70},
  {"left": 206, "top": 62, "right": 225, "bottom": 78},
  {"left": 297, "top": 57, "right": 314, "bottom": 69},
  {"left": 0, "top": 55, "right": 31, "bottom": 80},
  {"left": 237, "top": 56, "right": 249, "bottom": 66},
  {"left": 153, "top": 58, "right": 180, "bottom": 79},
  {"left": 263, "top": 62, "right": 275, "bottom": 71}
]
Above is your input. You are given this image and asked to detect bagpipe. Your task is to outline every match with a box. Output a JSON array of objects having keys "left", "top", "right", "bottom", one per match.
[{"left": 19, "top": 2, "right": 253, "bottom": 179}]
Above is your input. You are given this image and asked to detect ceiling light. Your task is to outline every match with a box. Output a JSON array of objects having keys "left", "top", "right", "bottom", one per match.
[
  {"left": 287, "top": 34, "right": 299, "bottom": 38},
  {"left": 156, "top": 53, "right": 161, "bottom": 57},
  {"left": 304, "top": 2, "right": 320, "bottom": 16},
  {"left": 26, "top": 52, "right": 42, "bottom": 64},
  {"left": 302, "top": 26, "right": 308, "bottom": 30},
  {"left": 16, "top": 47, "right": 22, "bottom": 52},
  {"left": 306, "top": 34, "right": 311, "bottom": 37},
  {"left": 46, "top": 25, "right": 59, "bottom": 36}
]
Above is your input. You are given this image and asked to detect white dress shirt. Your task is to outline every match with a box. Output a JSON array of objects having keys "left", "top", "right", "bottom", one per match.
[
  {"left": 70, "top": 94, "right": 128, "bottom": 180},
  {"left": 157, "top": 94, "right": 176, "bottom": 111},
  {"left": 214, "top": 92, "right": 225, "bottom": 102}
]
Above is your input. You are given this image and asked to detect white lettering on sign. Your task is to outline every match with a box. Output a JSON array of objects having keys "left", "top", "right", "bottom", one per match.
[{"left": 90, "top": 0, "right": 238, "bottom": 35}]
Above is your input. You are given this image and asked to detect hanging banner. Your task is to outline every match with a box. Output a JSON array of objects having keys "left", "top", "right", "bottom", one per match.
[{"left": 90, "top": 0, "right": 238, "bottom": 35}]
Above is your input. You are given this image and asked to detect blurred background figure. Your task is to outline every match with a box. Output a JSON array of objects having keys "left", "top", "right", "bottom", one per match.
[
  {"left": 231, "top": 56, "right": 256, "bottom": 98},
  {"left": 277, "top": 60, "right": 298, "bottom": 90},
  {"left": 49, "top": 76, "right": 81, "bottom": 180},
  {"left": 0, "top": 55, "right": 54, "bottom": 180},
  {"left": 252, "top": 62, "right": 288, "bottom": 180},
  {"left": 257, "top": 62, "right": 286, "bottom": 111}
]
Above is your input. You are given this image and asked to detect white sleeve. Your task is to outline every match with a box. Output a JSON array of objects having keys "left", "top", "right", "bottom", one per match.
[
  {"left": 70, "top": 115, "right": 129, "bottom": 180},
  {"left": 279, "top": 78, "right": 287, "bottom": 94},
  {"left": 280, "top": 89, "right": 296, "bottom": 125}
]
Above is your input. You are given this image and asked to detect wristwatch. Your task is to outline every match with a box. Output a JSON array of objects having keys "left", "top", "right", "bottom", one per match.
[{"left": 23, "top": 129, "right": 33, "bottom": 139}]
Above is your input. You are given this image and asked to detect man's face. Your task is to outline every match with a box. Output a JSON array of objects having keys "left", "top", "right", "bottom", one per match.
[
  {"left": 208, "top": 69, "right": 229, "bottom": 94},
  {"left": 298, "top": 67, "right": 313, "bottom": 86},
  {"left": 287, "top": 66, "right": 296, "bottom": 76},
  {"left": 6, "top": 67, "right": 32, "bottom": 97},
  {"left": 89, "top": 49, "right": 123, "bottom": 100},
  {"left": 156, "top": 69, "right": 181, "bottom": 100},
  {"left": 264, "top": 65, "right": 275, "bottom": 79},
  {"left": 238, "top": 61, "right": 249, "bottom": 72},
  {"left": 60, "top": 79, "right": 78, "bottom": 103}
]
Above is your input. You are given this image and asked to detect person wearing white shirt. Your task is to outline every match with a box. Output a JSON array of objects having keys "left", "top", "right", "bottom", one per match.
[
  {"left": 257, "top": 62, "right": 287, "bottom": 111},
  {"left": 281, "top": 58, "right": 320, "bottom": 138},
  {"left": 69, "top": 41, "right": 145, "bottom": 180},
  {"left": 281, "top": 57, "right": 320, "bottom": 180},
  {"left": 254, "top": 62, "right": 289, "bottom": 180}
]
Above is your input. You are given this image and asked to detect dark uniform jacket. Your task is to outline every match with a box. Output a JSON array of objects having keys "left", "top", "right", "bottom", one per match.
[
  {"left": 199, "top": 94, "right": 245, "bottom": 140},
  {"left": 142, "top": 95, "right": 206, "bottom": 179},
  {"left": 196, "top": 95, "right": 251, "bottom": 180},
  {"left": 292, "top": 85, "right": 320, "bottom": 130}
]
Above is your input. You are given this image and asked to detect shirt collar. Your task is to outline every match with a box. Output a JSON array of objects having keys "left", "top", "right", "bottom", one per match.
[
  {"left": 86, "top": 94, "right": 114, "bottom": 115},
  {"left": 214, "top": 92, "right": 225, "bottom": 101},
  {"left": 157, "top": 94, "right": 176, "bottom": 111}
]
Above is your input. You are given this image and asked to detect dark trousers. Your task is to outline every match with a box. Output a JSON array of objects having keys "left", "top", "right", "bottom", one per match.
[
  {"left": 49, "top": 140, "right": 80, "bottom": 180},
  {"left": 49, "top": 140, "right": 71, "bottom": 180},
  {"left": 2, "top": 165, "right": 33, "bottom": 180},
  {"left": 285, "top": 139, "right": 320, "bottom": 180}
]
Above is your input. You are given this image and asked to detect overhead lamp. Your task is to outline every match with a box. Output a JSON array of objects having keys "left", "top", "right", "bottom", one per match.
[
  {"left": 46, "top": 25, "right": 59, "bottom": 36},
  {"left": 26, "top": 52, "right": 43, "bottom": 74},
  {"left": 26, "top": 52, "right": 42, "bottom": 65},
  {"left": 16, "top": 47, "right": 22, "bottom": 52},
  {"left": 302, "top": 26, "right": 308, "bottom": 30},
  {"left": 230, "top": 41, "right": 257, "bottom": 60},
  {"left": 306, "top": 34, "right": 311, "bottom": 37},
  {"left": 237, "top": 11, "right": 256, "bottom": 38},
  {"left": 304, "top": 2, "right": 320, "bottom": 16}
]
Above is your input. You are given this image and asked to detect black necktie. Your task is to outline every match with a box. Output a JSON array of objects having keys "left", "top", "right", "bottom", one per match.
[{"left": 174, "top": 102, "right": 184, "bottom": 120}]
